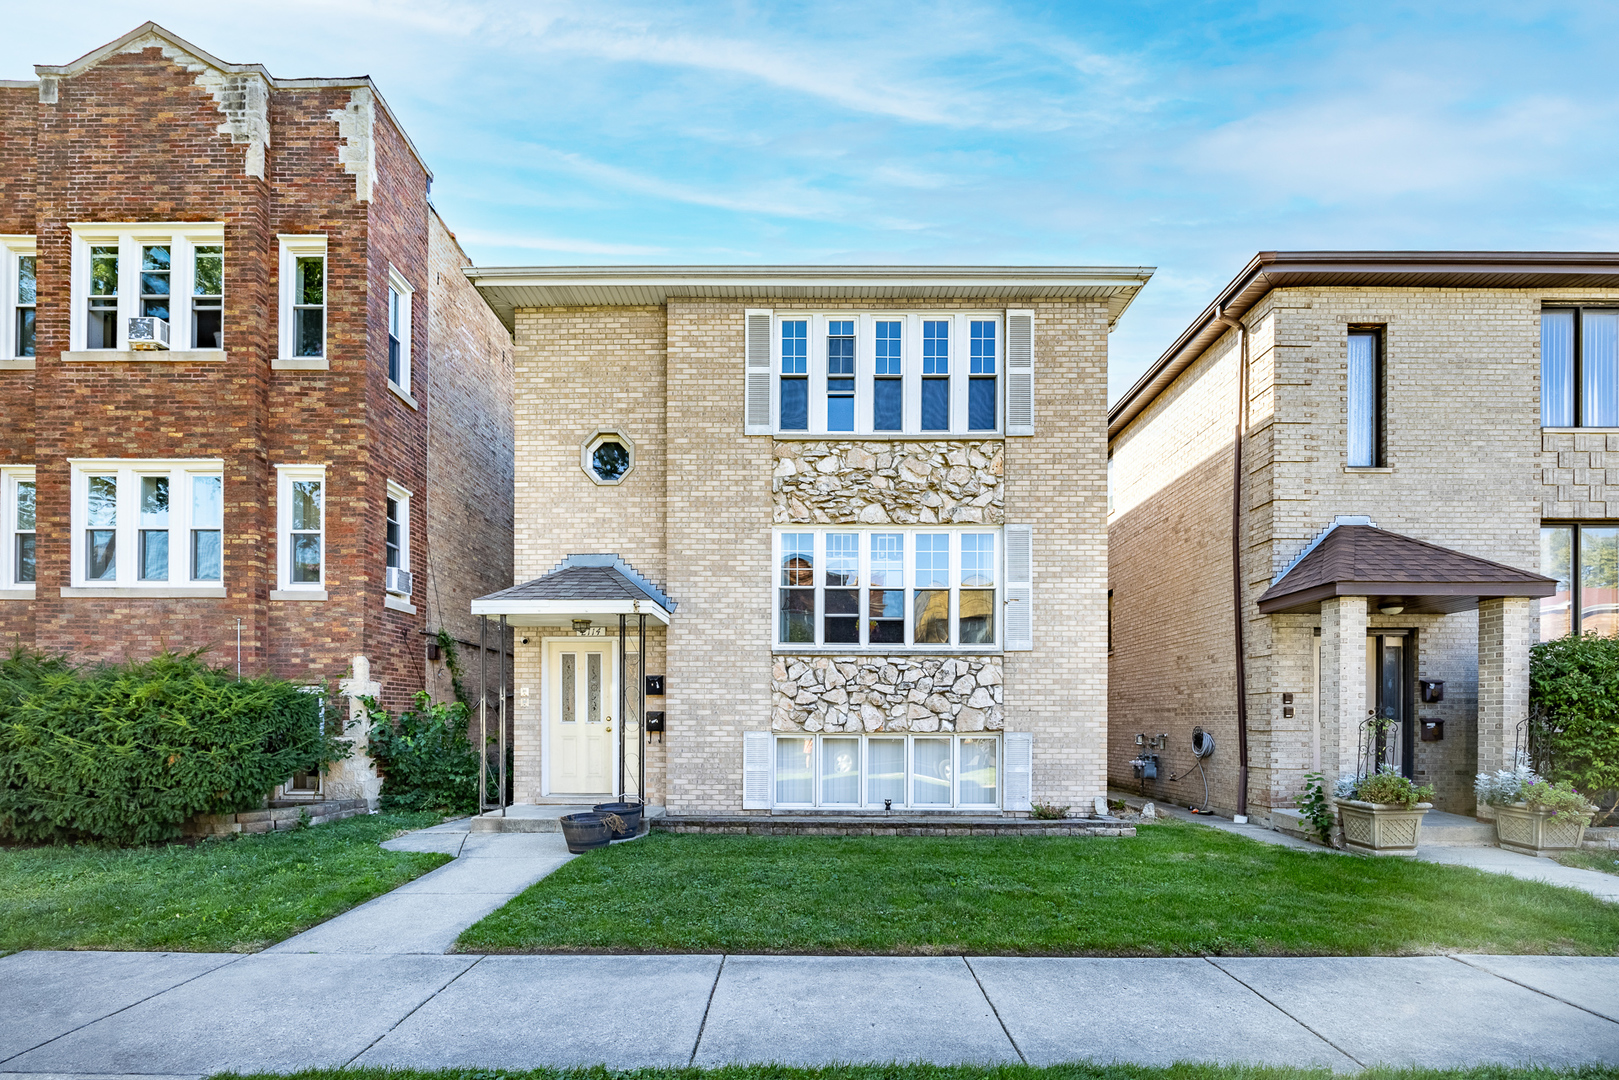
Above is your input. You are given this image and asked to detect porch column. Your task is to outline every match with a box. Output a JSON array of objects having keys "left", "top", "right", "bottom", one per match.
[
  {"left": 1477, "top": 597, "right": 1532, "bottom": 814},
  {"left": 1319, "top": 596, "right": 1367, "bottom": 787}
]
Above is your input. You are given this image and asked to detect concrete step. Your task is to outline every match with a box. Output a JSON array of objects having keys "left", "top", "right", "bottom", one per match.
[{"left": 471, "top": 804, "right": 667, "bottom": 833}]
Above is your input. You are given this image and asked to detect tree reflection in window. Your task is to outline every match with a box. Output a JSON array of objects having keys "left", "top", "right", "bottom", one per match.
[{"left": 591, "top": 440, "right": 630, "bottom": 482}]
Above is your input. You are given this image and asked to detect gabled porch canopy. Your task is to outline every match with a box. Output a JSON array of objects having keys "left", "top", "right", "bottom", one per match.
[
  {"left": 1256, "top": 524, "right": 1556, "bottom": 616},
  {"left": 471, "top": 554, "right": 675, "bottom": 626}
]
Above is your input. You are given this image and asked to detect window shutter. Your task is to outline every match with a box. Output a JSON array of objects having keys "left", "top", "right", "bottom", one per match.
[
  {"left": 742, "top": 730, "right": 772, "bottom": 809},
  {"left": 1004, "top": 523, "right": 1033, "bottom": 651},
  {"left": 1005, "top": 309, "right": 1034, "bottom": 436},
  {"left": 1004, "top": 731, "right": 1033, "bottom": 811},
  {"left": 745, "top": 308, "right": 773, "bottom": 435}
]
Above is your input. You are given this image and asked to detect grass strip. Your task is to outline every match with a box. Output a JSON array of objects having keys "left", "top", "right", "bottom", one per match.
[
  {"left": 1556, "top": 848, "right": 1619, "bottom": 877},
  {"left": 458, "top": 821, "right": 1619, "bottom": 956},
  {"left": 0, "top": 811, "right": 450, "bottom": 952},
  {"left": 210, "top": 1064, "right": 1619, "bottom": 1080}
]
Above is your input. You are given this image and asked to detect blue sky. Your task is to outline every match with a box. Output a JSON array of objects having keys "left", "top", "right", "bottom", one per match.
[{"left": 10, "top": 2, "right": 1616, "bottom": 400}]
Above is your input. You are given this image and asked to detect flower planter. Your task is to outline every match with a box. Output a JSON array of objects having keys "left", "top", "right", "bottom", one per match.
[
  {"left": 593, "top": 801, "right": 644, "bottom": 840},
  {"left": 559, "top": 812, "right": 613, "bottom": 854},
  {"left": 1494, "top": 802, "right": 1589, "bottom": 856},
  {"left": 1336, "top": 799, "right": 1431, "bottom": 856}
]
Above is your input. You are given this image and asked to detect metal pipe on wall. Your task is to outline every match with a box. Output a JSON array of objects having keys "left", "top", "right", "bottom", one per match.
[
  {"left": 638, "top": 613, "right": 647, "bottom": 806},
  {"left": 478, "top": 615, "right": 487, "bottom": 812},
  {"left": 618, "top": 613, "right": 627, "bottom": 799},
  {"left": 498, "top": 615, "right": 507, "bottom": 815},
  {"left": 1215, "top": 305, "right": 1252, "bottom": 819}
]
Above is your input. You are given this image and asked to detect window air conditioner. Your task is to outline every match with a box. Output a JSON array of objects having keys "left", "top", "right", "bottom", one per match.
[
  {"left": 127, "top": 316, "right": 171, "bottom": 350},
  {"left": 386, "top": 566, "right": 413, "bottom": 596}
]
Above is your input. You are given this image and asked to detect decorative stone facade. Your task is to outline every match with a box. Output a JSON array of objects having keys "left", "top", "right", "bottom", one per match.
[
  {"left": 772, "top": 440, "right": 1003, "bottom": 525},
  {"left": 771, "top": 655, "right": 1004, "bottom": 733}
]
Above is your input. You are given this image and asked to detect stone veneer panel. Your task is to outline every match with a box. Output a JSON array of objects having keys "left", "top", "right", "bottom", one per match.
[
  {"left": 772, "top": 440, "right": 1003, "bottom": 524},
  {"left": 771, "top": 655, "right": 1003, "bottom": 733}
]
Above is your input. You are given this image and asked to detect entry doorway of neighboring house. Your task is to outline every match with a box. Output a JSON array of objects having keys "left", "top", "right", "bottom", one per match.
[
  {"left": 1366, "top": 630, "right": 1414, "bottom": 778},
  {"left": 545, "top": 638, "right": 616, "bottom": 796}
]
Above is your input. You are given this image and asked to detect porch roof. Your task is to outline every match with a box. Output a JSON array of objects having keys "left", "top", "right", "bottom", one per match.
[
  {"left": 471, "top": 554, "right": 675, "bottom": 626},
  {"left": 1256, "top": 525, "right": 1557, "bottom": 615}
]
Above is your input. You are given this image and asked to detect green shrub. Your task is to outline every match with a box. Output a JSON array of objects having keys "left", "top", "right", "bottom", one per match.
[
  {"left": 0, "top": 648, "right": 348, "bottom": 845},
  {"left": 1529, "top": 633, "right": 1619, "bottom": 821},
  {"left": 1344, "top": 767, "right": 1434, "bottom": 809},
  {"left": 366, "top": 692, "right": 481, "bottom": 815}
]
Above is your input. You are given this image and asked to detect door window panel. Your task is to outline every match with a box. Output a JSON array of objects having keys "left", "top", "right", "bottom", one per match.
[{"left": 561, "top": 654, "right": 577, "bottom": 723}]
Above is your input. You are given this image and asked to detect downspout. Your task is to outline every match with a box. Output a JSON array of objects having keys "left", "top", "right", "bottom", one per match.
[{"left": 1214, "top": 305, "right": 1251, "bottom": 821}]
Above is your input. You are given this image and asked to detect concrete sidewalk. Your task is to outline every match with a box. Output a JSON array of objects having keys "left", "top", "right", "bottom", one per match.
[{"left": 2, "top": 950, "right": 1616, "bottom": 1076}]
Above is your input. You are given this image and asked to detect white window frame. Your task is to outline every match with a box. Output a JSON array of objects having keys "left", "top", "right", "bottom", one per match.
[
  {"left": 1, "top": 465, "right": 36, "bottom": 596},
  {"left": 384, "top": 479, "right": 414, "bottom": 613},
  {"left": 276, "top": 235, "right": 328, "bottom": 369},
  {"left": 64, "top": 460, "right": 225, "bottom": 596},
  {"left": 274, "top": 464, "right": 328, "bottom": 599},
  {"left": 66, "top": 224, "right": 225, "bottom": 357},
  {"left": 772, "top": 733, "right": 1003, "bottom": 810},
  {"left": 1, "top": 237, "right": 37, "bottom": 366},
  {"left": 386, "top": 266, "right": 413, "bottom": 399},
  {"left": 774, "top": 527, "right": 1002, "bottom": 652},
  {"left": 771, "top": 313, "right": 1002, "bottom": 437}
]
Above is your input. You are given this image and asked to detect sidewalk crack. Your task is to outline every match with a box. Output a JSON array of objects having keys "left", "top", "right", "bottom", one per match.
[
  {"left": 964, "top": 956, "right": 1026, "bottom": 1064},
  {"left": 1204, "top": 956, "right": 1364, "bottom": 1068},
  {"left": 1449, "top": 955, "right": 1619, "bottom": 1025},
  {"left": 344, "top": 954, "right": 485, "bottom": 1065},
  {"left": 688, "top": 954, "right": 726, "bottom": 1066}
]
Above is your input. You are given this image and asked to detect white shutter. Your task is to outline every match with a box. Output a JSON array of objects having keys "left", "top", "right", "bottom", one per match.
[
  {"left": 1004, "top": 731, "right": 1033, "bottom": 811},
  {"left": 1004, "top": 523, "right": 1033, "bottom": 651},
  {"left": 742, "top": 730, "right": 773, "bottom": 809},
  {"left": 744, "top": 308, "right": 773, "bottom": 435},
  {"left": 1005, "top": 309, "right": 1034, "bottom": 436}
]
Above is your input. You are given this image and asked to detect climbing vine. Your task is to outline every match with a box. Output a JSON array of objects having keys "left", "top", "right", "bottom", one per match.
[{"left": 435, "top": 627, "right": 470, "bottom": 710}]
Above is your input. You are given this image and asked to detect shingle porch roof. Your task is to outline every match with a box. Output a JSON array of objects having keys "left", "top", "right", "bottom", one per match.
[{"left": 472, "top": 555, "right": 674, "bottom": 626}]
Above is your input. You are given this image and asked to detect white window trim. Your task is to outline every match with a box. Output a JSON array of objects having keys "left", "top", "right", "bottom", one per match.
[
  {"left": 771, "top": 312, "right": 1002, "bottom": 438},
  {"left": 386, "top": 266, "right": 414, "bottom": 402},
  {"left": 384, "top": 479, "right": 415, "bottom": 613},
  {"left": 275, "top": 235, "right": 329, "bottom": 370},
  {"left": 274, "top": 464, "right": 328, "bottom": 600},
  {"left": 63, "top": 459, "right": 225, "bottom": 597},
  {"left": 1, "top": 465, "right": 35, "bottom": 598},
  {"left": 1, "top": 236, "right": 37, "bottom": 369},
  {"left": 65, "top": 223, "right": 225, "bottom": 360},
  {"left": 771, "top": 733, "right": 1003, "bottom": 810},
  {"left": 774, "top": 527, "right": 1002, "bottom": 652}
]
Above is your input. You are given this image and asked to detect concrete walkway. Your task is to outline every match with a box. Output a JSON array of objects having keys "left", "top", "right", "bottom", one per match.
[{"left": 2, "top": 950, "right": 1617, "bottom": 1076}]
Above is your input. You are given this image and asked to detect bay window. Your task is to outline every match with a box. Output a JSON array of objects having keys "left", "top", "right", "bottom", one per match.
[
  {"left": 67, "top": 461, "right": 224, "bottom": 592},
  {"left": 69, "top": 225, "right": 226, "bottom": 353},
  {"left": 774, "top": 733, "right": 1001, "bottom": 809},
  {"left": 775, "top": 528, "right": 1001, "bottom": 649}
]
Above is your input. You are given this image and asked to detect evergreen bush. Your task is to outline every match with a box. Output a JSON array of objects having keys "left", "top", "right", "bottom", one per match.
[
  {"left": 0, "top": 648, "right": 347, "bottom": 845},
  {"left": 366, "top": 691, "right": 481, "bottom": 815},
  {"left": 1528, "top": 633, "right": 1619, "bottom": 822}
]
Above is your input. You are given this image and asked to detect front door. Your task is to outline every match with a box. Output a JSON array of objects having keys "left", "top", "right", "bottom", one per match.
[
  {"left": 548, "top": 641, "right": 615, "bottom": 795},
  {"left": 1365, "top": 632, "right": 1413, "bottom": 778}
]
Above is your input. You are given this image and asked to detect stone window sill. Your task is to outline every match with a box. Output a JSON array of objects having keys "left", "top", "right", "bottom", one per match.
[
  {"left": 61, "top": 586, "right": 226, "bottom": 598},
  {"left": 773, "top": 646, "right": 1004, "bottom": 656},
  {"left": 388, "top": 381, "right": 419, "bottom": 410},
  {"left": 61, "top": 349, "right": 227, "bottom": 363},
  {"left": 384, "top": 593, "right": 417, "bottom": 614},
  {"left": 272, "top": 356, "right": 330, "bottom": 371},
  {"left": 1343, "top": 466, "right": 1393, "bottom": 474},
  {"left": 271, "top": 589, "right": 328, "bottom": 601},
  {"left": 0, "top": 357, "right": 35, "bottom": 370},
  {"left": 1542, "top": 427, "right": 1619, "bottom": 434},
  {"left": 772, "top": 432, "right": 1003, "bottom": 442},
  {"left": 0, "top": 586, "right": 35, "bottom": 600}
]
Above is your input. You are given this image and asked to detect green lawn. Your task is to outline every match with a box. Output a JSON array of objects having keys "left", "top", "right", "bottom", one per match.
[
  {"left": 1557, "top": 847, "right": 1619, "bottom": 877},
  {"left": 0, "top": 812, "right": 450, "bottom": 953},
  {"left": 210, "top": 1064, "right": 1619, "bottom": 1080},
  {"left": 458, "top": 820, "right": 1619, "bottom": 957}
]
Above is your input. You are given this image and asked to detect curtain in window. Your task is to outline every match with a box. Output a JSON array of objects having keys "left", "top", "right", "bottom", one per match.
[
  {"left": 1583, "top": 312, "right": 1619, "bottom": 428},
  {"left": 1346, "top": 333, "right": 1377, "bottom": 467},
  {"left": 1541, "top": 311, "right": 1574, "bottom": 427}
]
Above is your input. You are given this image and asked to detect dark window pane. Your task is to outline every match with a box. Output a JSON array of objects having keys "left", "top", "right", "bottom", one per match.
[
  {"left": 295, "top": 308, "right": 324, "bottom": 357},
  {"left": 141, "top": 298, "right": 170, "bottom": 320},
  {"left": 17, "top": 256, "right": 35, "bottom": 304},
  {"left": 192, "top": 530, "right": 221, "bottom": 581},
  {"left": 292, "top": 534, "right": 322, "bottom": 583},
  {"left": 780, "top": 377, "right": 808, "bottom": 430},
  {"left": 139, "top": 530, "right": 168, "bottom": 581},
  {"left": 296, "top": 257, "right": 324, "bottom": 305},
  {"left": 869, "top": 588, "right": 905, "bottom": 644},
  {"left": 388, "top": 335, "right": 401, "bottom": 383},
  {"left": 16, "top": 309, "right": 34, "bottom": 357},
  {"left": 16, "top": 535, "right": 34, "bottom": 583},
  {"left": 968, "top": 377, "right": 996, "bottom": 430},
  {"left": 592, "top": 441, "right": 630, "bottom": 481},
  {"left": 914, "top": 589, "right": 949, "bottom": 643},
  {"left": 824, "top": 616, "right": 859, "bottom": 643},
  {"left": 780, "top": 588, "right": 814, "bottom": 642},
  {"left": 87, "top": 530, "right": 116, "bottom": 580},
  {"left": 825, "top": 588, "right": 858, "bottom": 615},
  {"left": 193, "top": 307, "right": 222, "bottom": 349},
  {"left": 922, "top": 378, "right": 949, "bottom": 431},
  {"left": 873, "top": 379, "right": 902, "bottom": 431},
  {"left": 88, "top": 306, "right": 118, "bottom": 349},
  {"left": 959, "top": 589, "right": 995, "bottom": 643}
]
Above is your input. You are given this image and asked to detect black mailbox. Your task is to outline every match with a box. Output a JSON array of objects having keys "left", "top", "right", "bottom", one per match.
[
  {"left": 1419, "top": 679, "right": 1444, "bottom": 703},
  {"left": 645, "top": 711, "right": 666, "bottom": 732},
  {"left": 645, "top": 675, "right": 665, "bottom": 696}
]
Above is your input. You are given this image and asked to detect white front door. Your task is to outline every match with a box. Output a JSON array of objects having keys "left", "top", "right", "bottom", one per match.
[{"left": 548, "top": 640, "right": 615, "bottom": 795}]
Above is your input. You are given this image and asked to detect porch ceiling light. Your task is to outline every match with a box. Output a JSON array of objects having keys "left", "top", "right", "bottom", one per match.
[
  {"left": 572, "top": 618, "right": 592, "bottom": 634},
  {"left": 1378, "top": 601, "right": 1405, "bottom": 615}
]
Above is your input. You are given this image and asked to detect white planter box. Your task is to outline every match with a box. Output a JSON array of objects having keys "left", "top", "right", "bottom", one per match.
[
  {"left": 1494, "top": 802, "right": 1589, "bottom": 856},
  {"left": 1336, "top": 799, "right": 1431, "bottom": 856}
]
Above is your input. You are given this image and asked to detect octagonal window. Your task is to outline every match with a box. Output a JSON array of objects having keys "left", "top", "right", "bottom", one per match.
[{"left": 582, "top": 430, "right": 635, "bottom": 485}]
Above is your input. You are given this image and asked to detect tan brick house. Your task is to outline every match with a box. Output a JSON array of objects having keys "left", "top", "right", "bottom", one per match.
[
  {"left": 465, "top": 266, "right": 1150, "bottom": 813},
  {"left": 1104, "top": 251, "right": 1619, "bottom": 823},
  {"left": 0, "top": 24, "right": 512, "bottom": 802}
]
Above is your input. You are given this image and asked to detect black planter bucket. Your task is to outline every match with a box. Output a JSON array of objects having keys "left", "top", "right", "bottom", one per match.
[
  {"left": 559, "top": 812, "right": 612, "bottom": 853},
  {"left": 593, "top": 801, "right": 644, "bottom": 840}
]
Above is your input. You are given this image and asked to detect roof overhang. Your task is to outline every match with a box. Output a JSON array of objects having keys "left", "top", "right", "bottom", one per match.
[
  {"left": 1109, "top": 250, "right": 1619, "bottom": 438},
  {"left": 469, "top": 597, "right": 672, "bottom": 628},
  {"left": 464, "top": 264, "right": 1155, "bottom": 334},
  {"left": 1257, "top": 580, "right": 1556, "bottom": 616},
  {"left": 471, "top": 554, "right": 675, "bottom": 628}
]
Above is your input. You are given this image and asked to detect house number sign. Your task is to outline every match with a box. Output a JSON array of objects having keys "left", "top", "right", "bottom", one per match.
[{"left": 574, "top": 626, "right": 606, "bottom": 637}]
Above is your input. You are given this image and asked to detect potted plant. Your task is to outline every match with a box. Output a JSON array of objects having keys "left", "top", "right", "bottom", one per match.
[
  {"left": 1333, "top": 768, "right": 1434, "bottom": 856},
  {"left": 1475, "top": 766, "right": 1596, "bottom": 856}
]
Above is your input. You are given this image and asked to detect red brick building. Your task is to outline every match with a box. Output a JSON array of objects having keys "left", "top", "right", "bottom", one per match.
[{"left": 0, "top": 23, "right": 513, "bottom": 798}]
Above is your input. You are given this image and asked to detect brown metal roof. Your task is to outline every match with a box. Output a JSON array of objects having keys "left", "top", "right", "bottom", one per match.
[
  {"left": 1109, "top": 250, "right": 1619, "bottom": 438},
  {"left": 1256, "top": 526, "right": 1557, "bottom": 615}
]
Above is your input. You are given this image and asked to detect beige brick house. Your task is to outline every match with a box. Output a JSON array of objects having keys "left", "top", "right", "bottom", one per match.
[
  {"left": 1105, "top": 251, "right": 1619, "bottom": 823},
  {"left": 465, "top": 266, "right": 1150, "bottom": 814}
]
